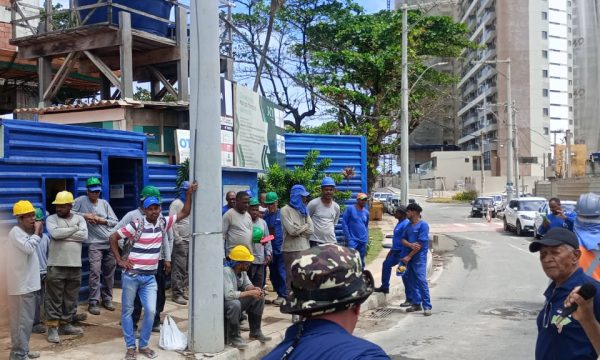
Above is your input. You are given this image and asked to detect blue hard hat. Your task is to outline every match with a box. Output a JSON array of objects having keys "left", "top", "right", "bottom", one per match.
[{"left": 321, "top": 177, "right": 336, "bottom": 188}]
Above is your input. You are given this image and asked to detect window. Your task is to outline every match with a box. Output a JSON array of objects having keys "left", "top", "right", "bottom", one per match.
[
  {"left": 544, "top": 127, "right": 549, "bottom": 135},
  {"left": 542, "top": 50, "right": 548, "bottom": 58},
  {"left": 542, "top": 12, "right": 548, "bottom": 20},
  {"left": 543, "top": 89, "right": 549, "bottom": 97},
  {"left": 543, "top": 108, "right": 549, "bottom": 116},
  {"left": 569, "top": 80, "right": 573, "bottom": 85},
  {"left": 542, "top": 31, "right": 548, "bottom": 39},
  {"left": 465, "top": 157, "right": 470, "bottom": 163},
  {"left": 543, "top": 70, "right": 548, "bottom": 78}
]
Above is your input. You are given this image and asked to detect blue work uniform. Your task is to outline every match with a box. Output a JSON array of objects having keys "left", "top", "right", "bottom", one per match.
[
  {"left": 264, "top": 209, "right": 287, "bottom": 298},
  {"left": 537, "top": 211, "right": 576, "bottom": 236},
  {"left": 535, "top": 268, "right": 600, "bottom": 360},
  {"left": 221, "top": 205, "right": 232, "bottom": 216},
  {"left": 404, "top": 220, "right": 431, "bottom": 310},
  {"left": 380, "top": 219, "right": 410, "bottom": 290},
  {"left": 342, "top": 205, "right": 369, "bottom": 268},
  {"left": 263, "top": 319, "right": 390, "bottom": 360}
]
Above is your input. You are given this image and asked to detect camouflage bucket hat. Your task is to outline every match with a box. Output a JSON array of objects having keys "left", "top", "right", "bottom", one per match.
[{"left": 281, "top": 244, "right": 374, "bottom": 316}]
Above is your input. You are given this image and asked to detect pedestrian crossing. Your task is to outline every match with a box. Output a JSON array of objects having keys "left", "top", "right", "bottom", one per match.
[{"left": 429, "top": 221, "right": 503, "bottom": 233}]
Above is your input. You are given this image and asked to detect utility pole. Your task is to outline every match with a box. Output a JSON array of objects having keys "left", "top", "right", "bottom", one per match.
[
  {"left": 513, "top": 106, "right": 519, "bottom": 198},
  {"left": 400, "top": 0, "right": 409, "bottom": 205},
  {"left": 480, "top": 132, "right": 485, "bottom": 195},
  {"left": 189, "top": 0, "right": 224, "bottom": 353},
  {"left": 565, "top": 129, "right": 572, "bottom": 178}
]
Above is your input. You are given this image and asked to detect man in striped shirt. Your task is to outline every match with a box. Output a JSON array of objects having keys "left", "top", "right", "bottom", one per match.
[{"left": 109, "top": 181, "right": 197, "bottom": 360}]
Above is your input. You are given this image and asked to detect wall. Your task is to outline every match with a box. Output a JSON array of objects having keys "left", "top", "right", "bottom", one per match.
[{"left": 535, "top": 177, "right": 600, "bottom": 201}]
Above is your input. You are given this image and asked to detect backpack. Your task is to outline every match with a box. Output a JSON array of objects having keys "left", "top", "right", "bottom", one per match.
[{"left": 121, "top": 216, "right": 168, "bottom": 261}]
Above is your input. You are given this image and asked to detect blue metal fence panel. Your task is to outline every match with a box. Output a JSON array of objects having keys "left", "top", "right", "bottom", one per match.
[
  {"left": 284, "top": 133, "right": 368, "bottom": 244},
  {"left": 148, "top": 164, "right": 179, "bottom": 213}
]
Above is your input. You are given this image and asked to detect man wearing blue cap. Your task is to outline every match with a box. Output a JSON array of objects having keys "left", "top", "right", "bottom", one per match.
[
  {"left": 109, "top": 182, "right": 198, "bottom": 360},
  {"left": 308, "top": 177, "right": 341, "bottom": 247},
  {"left": 280, "top": 184, "right": 314, "bottom": 296},
  {"left": 73, "top": 177, "right": 119, "bottom": 315},
  {"left": 169, "top": 181, "right": 191, "bottom": 305}
]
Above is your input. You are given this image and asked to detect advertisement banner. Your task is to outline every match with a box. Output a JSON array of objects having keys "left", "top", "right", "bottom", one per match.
[{"left": 234, "top": 85, "right": 269, "bottom": 169}]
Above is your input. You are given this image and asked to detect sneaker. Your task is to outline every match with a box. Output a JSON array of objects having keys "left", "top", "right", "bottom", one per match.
[
  {"left": 399, "top": 301, "right": 413, "bottom": 307},
  {"left": 423, "top": 309, "right": 432, "bottom": 316},
  {"left": 59, "top": 323, "right": 83, "bottom": 335},
  {"left": 32, "top": 323, "right": 47, "bottom": 334},
  {"left": 373, "top": 287, "right": 389, "bottom": 294},
  {"left": 88, "top": 304, "right": 101, "bottom": 315},
  {"left": 152, "top": 325, "right": 161, "bottom": 333},
  {"left": 172, "top": 296, "right": 188, "bottom": 305},
  {"left": 102, "top": 300, "right": 116, "bottom": 311},
  {"left": 405, "top": 304, "right": 423, "bottom": 313},
  {"left": 249, "top": 331, "right": 272, "bottom": 343},
  {"left": 230, "top": 335, "right": 247, "bottom": 349},
  {"left": 272, "top": 297, "right": 285, "bottom": 306},
  {"left": 239, "top": 319, "right": 250, "bottom": 331},
  {"left": 72, "top": 313, "right": 88, "bottom": 323},
  {"left": 47, "top": 327, "right": 60, "bottom": 343},
  {"left": 27, "top": 351, "right": 41, "bottom": 359}
]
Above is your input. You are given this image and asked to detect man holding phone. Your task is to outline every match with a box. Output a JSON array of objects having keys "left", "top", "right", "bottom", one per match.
[{"left": 538, "top": 197, "right": 576, "bottom": 237}]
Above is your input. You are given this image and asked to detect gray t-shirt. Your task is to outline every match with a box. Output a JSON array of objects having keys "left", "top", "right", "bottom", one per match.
[
  {"left": 35, "top": 233, "right": 50, "bottom": 275},
  {"left": 46, "top": 213, "right": 87, "bottom": 267},
  {"left": 6, "top": 226, "right": 41, "bottom": 295},
  {"left": 307, "top": 198, "right": 340, "bottom": 244},
  {"left": 72, "top": 195, "right": 119, "bottom": 247},
  {"left": 251, "top": 218, "right": 272, "bottom": 264},
  {"left": 169, "top": 198, "right": 191, "bottom": 242},
  {"left": 222, "top": 208, "right": 253, "bottom": 254}
]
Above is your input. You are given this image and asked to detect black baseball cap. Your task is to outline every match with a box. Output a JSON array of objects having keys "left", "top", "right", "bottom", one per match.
[{"left": 529, "top": 228, "right": 579, "bottom": 253}]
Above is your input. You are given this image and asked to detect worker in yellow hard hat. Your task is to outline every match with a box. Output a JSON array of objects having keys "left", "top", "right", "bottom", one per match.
[
  {"left": 44, "top": 191, "right": 88, "bottom": 343},
  {"left": 6, "top": 200, "right": 43, "bottom": 359},
  {"left": 224, "top": 245, "right": 271, "bottom": 349}
]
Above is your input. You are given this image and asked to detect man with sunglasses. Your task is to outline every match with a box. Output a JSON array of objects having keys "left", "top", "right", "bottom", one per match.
[
  {"left": 73, "top": 177, "right": 119, "bottom": 315},
  {"left": 530, "top": 227, "right": 600, "bottom": 360}
]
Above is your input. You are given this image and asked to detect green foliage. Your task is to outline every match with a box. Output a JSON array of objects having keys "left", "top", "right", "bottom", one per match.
[
  {"left": 133, "top": 87, "right": 177, "bottom": 102},
  {"left": 258, "top": 150, "right": 352, "bottom": 208},
  {"left": 365, "top": 227, "right": 384, "bottom": 265},
  {"left": 452, "top": 190, "right": 479, "bottom": 202},
  {"left": 176, "top": 159, "right": 189, "bottom": 197}
]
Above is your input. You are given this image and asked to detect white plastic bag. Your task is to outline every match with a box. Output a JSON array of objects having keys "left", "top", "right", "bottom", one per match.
[{"left": 159, "top": 315, "right": 188, "bottom": 351}]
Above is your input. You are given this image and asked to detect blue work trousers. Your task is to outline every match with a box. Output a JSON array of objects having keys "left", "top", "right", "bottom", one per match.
[
  {"left": 348, "top": 240, "right": 367, "bottom": 269},
  {"left": 121, "top": 272, "right": 157, "bottom": 350},
  {"left": 407, "top": 260, "right": 431, "bottom": 310},
  {"left": 268, "top": 253, "right": 287, "bottom": 298},
  {"left": 381, "top": 250, "right": 404, "bottom": 290}
]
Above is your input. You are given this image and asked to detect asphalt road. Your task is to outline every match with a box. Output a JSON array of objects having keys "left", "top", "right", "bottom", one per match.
[{"left": 357, "top": 201, "right": 549, "bottom": 360}]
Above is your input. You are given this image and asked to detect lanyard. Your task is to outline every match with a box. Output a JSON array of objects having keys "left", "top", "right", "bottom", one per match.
[{"left": 280, "top": 321, "right": 305, "bottom": 360}]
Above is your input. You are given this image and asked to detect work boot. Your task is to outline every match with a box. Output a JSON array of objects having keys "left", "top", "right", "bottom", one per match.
[
  {"left": 423, "top": 309, "right": 432, "bottom": 317},
  {"left": 172, "top": 296, "right": 188, "bottom": 305},
  {"left": 240, "top": 319, "right": 250, "bottom": 331},
  {"left": 182, "top": 293, "right": 189, "bottom": 301},
  {"left": 399, "top": 301, "right": 412, "bottom": 307},
  {"left": 230, "top": 335, "right": 248, "bottom": 349},
  {"left": 373, "top": 287, "right": 389, "bottom": 294},
  {"left": 32, "top": 323, "right": 47, "bottom": 334},
  {"left": 47, "top": 327, "right": 60, "bottom": 343},
  {"left": 272, "top": 297, "right": 285, "bottom": 306},
  {"left": 72, "top": 313, "right": 88, "bottom": 323},
  {"left": 27, "top": 351, "right": 41, "bottom": 359},
  {"left": 249, "top": 331, "right": 272, "bottom": 343},
  {"left": 102, "top": 300, "right": 115, "bottom": 311},
  {"left": 405, "top": 304, "right": 423, "bottom": 313},
  {"left": 88, "top": 303, "right": 101, "bottom": 315},
  {"left": 59, "top": 323, "right": 83, "bottom": 335}
]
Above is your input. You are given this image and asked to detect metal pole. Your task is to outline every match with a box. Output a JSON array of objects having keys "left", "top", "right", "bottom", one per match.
[
  {"left": 400, "top": 1, "right": 409, "bottom": 205},
  {"left": 480, "top": 132, "right": 485, "bottom": 195},
  {"left": 505, "top": 59, "right": 514, "bottom": 201},
  {"left": 188, "top": 0, "right": 224, "bottom": 353},
  {"left": 565, "top": 129, "right": 571, "bottom": 178}
]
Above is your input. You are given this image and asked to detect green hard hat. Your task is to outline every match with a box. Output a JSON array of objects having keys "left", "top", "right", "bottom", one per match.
[
  {"left": 140, "top": 185, "right": 161, "bottom": 200},
  {"left": 265, "top": 192, "right": 278, "bottom": 204},
  {"left": 252, "top": 226, "right": 264, "bottom": 243},
  {"left": 34, "top": 207, "right": 45, "bottom": 221},
  {"left": 249, "top": 197, "right": 260, "bottom": 206},
  {"left": 86, "top": 177, "right": 102, "bottom": 187}
]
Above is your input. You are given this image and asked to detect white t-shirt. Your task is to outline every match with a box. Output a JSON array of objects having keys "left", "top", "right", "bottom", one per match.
[{"left": 307, "top": 198, "right": 340, "bottom": 244}]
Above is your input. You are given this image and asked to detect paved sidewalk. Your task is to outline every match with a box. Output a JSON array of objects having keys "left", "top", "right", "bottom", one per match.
[{"left": 0, "top": 215, "right": 438, "bottom": 360}]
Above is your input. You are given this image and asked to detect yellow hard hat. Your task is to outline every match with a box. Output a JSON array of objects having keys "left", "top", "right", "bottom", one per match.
[
  {"left": 13, "top": 200, "right": 35, "bottom": 216},
  {"left": 228, "top": 245, "right": 254, "bottom": 262},
  {"left": 52, "top": 191, "right": 74, "bottom": 205}
]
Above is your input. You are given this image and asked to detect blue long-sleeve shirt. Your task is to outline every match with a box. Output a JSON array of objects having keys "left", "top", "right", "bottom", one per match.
[
  {"left": 537, "top": 211, "right": 576, "bottom": 236},
  {"left": 264, "top": 209, "right": 283, "bottom": 255},
  {"left": 342, "top": 205, "right": 369, "bottom": 244}
]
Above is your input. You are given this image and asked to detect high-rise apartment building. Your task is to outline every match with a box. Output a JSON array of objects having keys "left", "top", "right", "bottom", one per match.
[{"left": 455, "top": 0, "right": 571, "bottom": 181}]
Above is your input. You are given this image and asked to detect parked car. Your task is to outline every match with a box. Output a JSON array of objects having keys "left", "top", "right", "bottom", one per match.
[
  {"left": 503, "top": 197, "right": 547, "bottom": 236},
  {"left": 385, "top": 195, "right": 401, "bottom": 214},
  {"left": 532, "top": 200, "right": 577, "bottom": 238},
  {"left": 490, "top": 194, "right": 507, "bottom": 213},
  {"left": 470, "top": 196, "right": 495, "bottom": 218},
  {"left": 372, "top": 192, "right": 392, "bottom": 203}
]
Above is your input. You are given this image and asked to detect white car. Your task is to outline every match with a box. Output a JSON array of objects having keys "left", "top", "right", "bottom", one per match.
[
  {"left": 372, "top": 192, "right": 392, "bottom": 202},
  {"left": 503, "top": 197, "right": 547, "bottom": 236},
  {"left": 532, "top": 200, "right": 577, "bottom": 239},
  {"left": 490, "top": 194, "right": 507, "bottom": 213}
]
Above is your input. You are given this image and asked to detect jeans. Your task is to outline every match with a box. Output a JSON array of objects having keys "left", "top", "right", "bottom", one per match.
[
  {"left": 88, "top": 245, "right": 116, "bottom": 304},
  {"left": 121, "top": 272, "right": 157, "bottom": 349},
  {"left": 8, "top": 293, "right": 36, "bottom": 360},
  {"left": 171, "top": 241, "right": 189, "bottom": 298},
  {"left": 380, "top": 250, "right": 404, "bottom": 290},
  {"left": 133, "top": 260, "right": 166, "bottom": 328},
  {"left": 44, "top": 266, "right": 81, "bottom": 327},
  {"left": 268, "top": 253, "right": 287, "bottom": 298},
  {"left": 348, "top": 240, "right": 367, "bottom": 269}
]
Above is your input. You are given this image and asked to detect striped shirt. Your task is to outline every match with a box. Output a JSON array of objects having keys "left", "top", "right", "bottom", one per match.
[{"left": 116, "top": 215, "right": 177, "bottom": 274}]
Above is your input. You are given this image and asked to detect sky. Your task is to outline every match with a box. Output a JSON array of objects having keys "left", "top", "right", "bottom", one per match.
[{"left": 358, "top": 0, "right": 388, "bottom": 13}]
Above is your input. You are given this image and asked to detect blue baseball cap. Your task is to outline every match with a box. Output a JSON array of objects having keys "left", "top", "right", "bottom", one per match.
[
  {"left": 291, "top": 184, "right": 310, "bottom": 197},
  {"left": 143, "top": 196, "right": 161, "bottom": 209},
  {"left": 321, "top": 177, "right": 336, "bottom": 188},
  {"left": 181, "top": 181, "right": 190, "bottom": 190}
]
